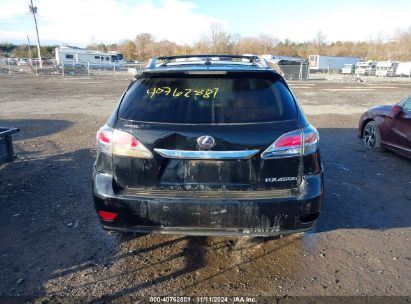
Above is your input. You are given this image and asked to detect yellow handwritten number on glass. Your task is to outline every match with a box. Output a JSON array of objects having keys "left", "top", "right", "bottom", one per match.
[{"left": 147, "top": 87, "right": 220, "bottom": 99}]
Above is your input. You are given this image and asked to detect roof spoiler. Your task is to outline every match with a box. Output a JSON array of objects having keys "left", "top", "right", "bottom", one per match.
[{"left": 146, "top": 54, "right": 269, "bottom": 69}]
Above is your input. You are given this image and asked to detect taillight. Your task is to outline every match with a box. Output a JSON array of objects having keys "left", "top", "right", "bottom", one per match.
[
  {"left": 96, "top": 125, "right": 113, "bottom": 155},
  {"left": 302, "top": 125, "right": 320, "bottom": 155},
  {"left": 261, "top": 125, "right": 319, "bottom": 159},
  {"left": 112, "top": 129, "right": 153, "bottom": 158},
  {"left": 96, "top": 125, "right": 153, "bottom": 159}
]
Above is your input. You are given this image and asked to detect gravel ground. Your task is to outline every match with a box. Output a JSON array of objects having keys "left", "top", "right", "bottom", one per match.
[{"left": 0, "top": 74, "right": 410, "bottom": 303}]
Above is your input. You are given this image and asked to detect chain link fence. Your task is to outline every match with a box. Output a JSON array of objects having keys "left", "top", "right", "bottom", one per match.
[
  {"left": 1, "top": 58, "right": 311, "bottom": 80},
  {"left": 278, "top": 63, "right": 309, "bottom": 80},
  {"left": 58, "top": 62, "right": 146, "bottom": 78},
  {"left": 0, "top": 58, "right": 147, "bottom": 78},
  {"left": 266, "top": 61, "right": 310, "bottom": 80}
]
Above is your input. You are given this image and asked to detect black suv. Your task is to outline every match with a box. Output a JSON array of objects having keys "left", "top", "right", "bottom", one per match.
[{"left": 93, "top": 55, "right": 323, "bottom": 236}]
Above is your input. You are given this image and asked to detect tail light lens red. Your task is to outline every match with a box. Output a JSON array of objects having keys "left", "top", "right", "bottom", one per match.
[
  {"left": 96, "top": 125, "right": 113, "bottom": 155},
  {"left": 261, "top": 125, "right": 319, "bottom": 159},
  {"left": 96, "top": 125, "right": 153, "bottom": 159},
  {"left": 97, "top": 210, "right": 118, "bottom": 221},
  {"left": 112, "top": 129, "right": 153, "bottom": 158}
]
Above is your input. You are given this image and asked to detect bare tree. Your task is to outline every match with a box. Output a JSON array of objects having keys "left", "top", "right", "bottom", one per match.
[
  {"left": 6, "top": 26, "right": 411, "bottom": 61},
  {"left": 313, "top": 30, "right": 326, "bottom": 54},
  {"left": 155, "top": 40, "right": 179, "bottom": 57},
  {"left": 118, "top": 40, "right": 136, "bottom": 59},
  {"left": 134, "top": 33, "right": 156, "bottom": 60},
  {"left": 208, "top": 23, "right": 234, "bottom": 54}
]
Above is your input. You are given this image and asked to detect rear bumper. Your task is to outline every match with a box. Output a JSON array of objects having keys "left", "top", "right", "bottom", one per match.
[{"left": 92, "top": 171, "right": 324, "bottom": 237}]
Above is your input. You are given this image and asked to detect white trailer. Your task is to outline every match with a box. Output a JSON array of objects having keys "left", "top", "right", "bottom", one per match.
[
  {"left": 341, "top": 64, "right": 355, "bottom": 74},
  {"left": 396, "top": 62, "right": 411, "bottom": 77},
  {"left": 375, "top": 61, "right": 399, "bottom": 77},
  {"left": 355, "top": 61, "right": 377, "bottom": 76},
  {"left": 55, "top": 46, "right": 124, "bottom": 68},
  {"left": 308, "top": 55, "right": 361, "bottom": 71}
]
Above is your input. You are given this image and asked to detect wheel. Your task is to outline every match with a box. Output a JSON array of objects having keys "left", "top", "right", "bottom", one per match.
[{"left": 363, "top": 121, "right": 382, "bottom": 151}]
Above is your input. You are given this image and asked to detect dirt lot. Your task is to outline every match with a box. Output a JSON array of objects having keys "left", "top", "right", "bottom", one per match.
[{"left": 0, "top": 74, "right": 410, "bottom": 303}]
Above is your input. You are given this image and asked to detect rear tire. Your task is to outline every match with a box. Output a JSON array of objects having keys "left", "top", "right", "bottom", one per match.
[{"left": 363, "top": 121, "right": 383, "bottom": 151}]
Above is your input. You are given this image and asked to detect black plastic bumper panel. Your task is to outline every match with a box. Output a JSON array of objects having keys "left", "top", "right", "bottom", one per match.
[{"left": 93, "top": 171, "right": 323, "bottom": 236}]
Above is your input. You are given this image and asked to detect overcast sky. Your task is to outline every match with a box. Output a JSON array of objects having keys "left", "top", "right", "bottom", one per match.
[{"left": 1, "top": 0, "right": 410, "bottom": 46}]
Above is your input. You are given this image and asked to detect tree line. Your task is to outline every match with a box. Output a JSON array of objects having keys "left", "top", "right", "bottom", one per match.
[{"left": 1, "top": 25, "right": 411, "bottom": 61}]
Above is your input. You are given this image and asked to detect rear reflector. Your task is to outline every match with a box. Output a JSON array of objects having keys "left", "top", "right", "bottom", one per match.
[
  {"left": 299, "top": 212, "right": 320, "bottom": 224},
  {"left": 97, "top": 210, "right": 118, "bottom": 221}
]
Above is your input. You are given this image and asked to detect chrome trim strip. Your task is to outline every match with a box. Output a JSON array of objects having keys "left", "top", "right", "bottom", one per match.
[{"left": 154, "top": 148, "right": 259, "bottom": 160}]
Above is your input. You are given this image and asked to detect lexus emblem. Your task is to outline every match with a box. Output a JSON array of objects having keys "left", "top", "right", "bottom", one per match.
[{"left": 197, "top": 135, "right": 216, "bottom": 149}]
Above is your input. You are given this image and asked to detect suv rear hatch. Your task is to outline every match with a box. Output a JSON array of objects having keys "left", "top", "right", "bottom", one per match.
[{"left": 107, "top": 71, "right": 314, "bottom": 196}]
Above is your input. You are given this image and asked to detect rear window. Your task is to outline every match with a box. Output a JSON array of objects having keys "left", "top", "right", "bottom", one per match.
[{"left": 118, "top": 74, "right": 297, "bottom": 124}]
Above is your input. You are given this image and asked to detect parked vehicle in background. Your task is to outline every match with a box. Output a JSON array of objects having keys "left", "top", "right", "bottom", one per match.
[
  {"left": 55, "top": 46, "right": 124, "bottom": 69},
  {"left": 16, "top": 58, "right": 29, "bottom": 66},
  {"left": 308, "top": 55, "right": 360, "bottom": 72},
  {"left": 396, "top": 62, "right": 411, "bottom": 77},
  {"left": 376, "top": 61, "right": 399, "bottom": 77},
  {"left": 6, "top": 58, "right": 17, "bottom": 65},
  {"left": 355, "top": 61, "right": 377, "bottom": 76},
  {"left": 92, "top": 54, "right": 324, "bottom": 237},
  {"left": 359, "top": 95, "right": 411, "bottom": 159},
  {"left": 341, "top": 64, "right": 355, "bottom": 74}
]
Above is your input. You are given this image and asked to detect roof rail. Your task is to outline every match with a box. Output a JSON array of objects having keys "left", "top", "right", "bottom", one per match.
[
  {"left": 146, "top": 54, "right": 268, "bottom": 69},
  {"left": 157, "top": 54, "right": 259, "bottom": 61}
]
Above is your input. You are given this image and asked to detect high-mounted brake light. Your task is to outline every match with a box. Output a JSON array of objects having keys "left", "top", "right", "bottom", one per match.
[
  {"left": 261, "top": 125, "right": 319, "bottom": 159},
  {"left": 96, "top": 125, "right": 153, "bottom": 159},
  {"left": 185, "top": 71, "right": 227, "bottom": 75}
]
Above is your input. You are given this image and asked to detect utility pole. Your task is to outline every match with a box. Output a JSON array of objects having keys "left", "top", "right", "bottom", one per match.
[
  {"left": 29, "top": 0, "right": 42, "bottom": 68},
  {"left": 26, "top": 35, "right": 33, "bottom": 66}
]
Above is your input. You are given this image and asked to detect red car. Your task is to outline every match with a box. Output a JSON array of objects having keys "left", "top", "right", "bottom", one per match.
[{"left": 358, "top": 95, "right": 411, "bottom": 159}]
